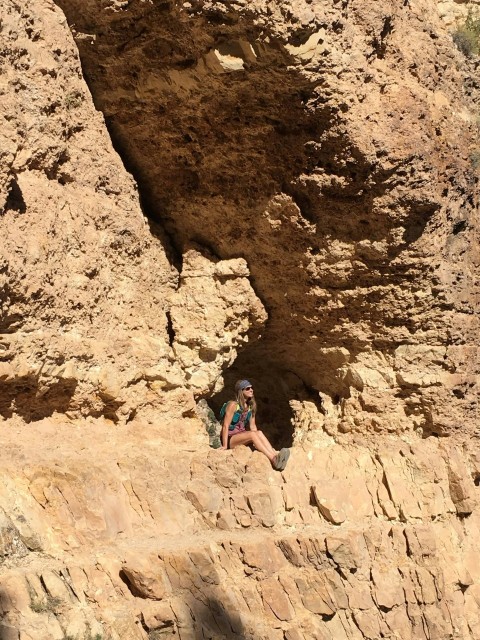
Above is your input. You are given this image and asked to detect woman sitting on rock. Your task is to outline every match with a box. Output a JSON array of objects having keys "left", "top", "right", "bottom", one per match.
[{"left": 220, "top": 379, "right": 290, "bottom": 471}]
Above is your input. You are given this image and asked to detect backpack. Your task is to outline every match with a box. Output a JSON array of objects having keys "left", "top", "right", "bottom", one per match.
[
  {"left": 219, "top": 401, "right": 233, "bottom": 420},
  {"left": 219, "top": 402, "right": 252, "bottom": 429}
]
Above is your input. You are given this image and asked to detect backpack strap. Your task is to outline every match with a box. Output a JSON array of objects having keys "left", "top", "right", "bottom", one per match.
[{"left": 219, "top": 401, "right": 239, "bottom": 420}]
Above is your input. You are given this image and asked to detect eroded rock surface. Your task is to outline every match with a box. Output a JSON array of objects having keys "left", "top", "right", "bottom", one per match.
[
  {"left": 170, "top": 248, "right": 267, "bottom": 395},
  {"left": 0, "top": 0, "right": 267, "bottom": 427},
  {"left": 1, "top": 0, "right": 480, "bottom": 638},
  {"left": 52, "top": 0, "right": 480, "bottom": 440},
  {"left": 1, "top": 422, "right": 480, "bottom": 639}
]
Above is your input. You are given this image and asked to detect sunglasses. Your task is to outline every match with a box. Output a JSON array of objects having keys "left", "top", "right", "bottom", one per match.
[{"left": 244, "top": 386, "right": 253, "bottom": 391}]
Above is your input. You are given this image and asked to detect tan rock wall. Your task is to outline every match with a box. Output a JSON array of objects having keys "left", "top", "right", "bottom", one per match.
[
  {"left": 1, "top": 0, "right": 480, "bottom": 639},
  {"left": 0, "top": 0, "right": 266, "bottom": 427},
  {"left": 1, "top": 424, "right": 480, "bottom": 639},
  {"left": 0, "top": 0, "right": 179, "bottom": 425},
  {"left": 169, "top": 248, "right": 267, "bottom": 395},
  {"left": 438, "top": 0, "right": 480, "bottom": 26},
  {"left": 52, "top": 0, "right": 479, "bottom": 439}
]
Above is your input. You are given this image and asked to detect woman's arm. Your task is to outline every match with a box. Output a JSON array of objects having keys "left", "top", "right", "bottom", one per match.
[
  {"left": 249, "top": 415, "right": 258, "bottom": 431},
  {"left": 221, "top": 402, "right": 236, "bottom": 449}
]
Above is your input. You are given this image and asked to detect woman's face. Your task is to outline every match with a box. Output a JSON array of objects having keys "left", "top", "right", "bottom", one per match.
[{"left": 242, "top": 385, "right": 254, "bottom": 400}]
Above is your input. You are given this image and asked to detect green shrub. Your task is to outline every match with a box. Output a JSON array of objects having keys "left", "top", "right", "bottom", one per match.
[
  {"left": 196, "top": 399, "right": 222, "bottom": 448},
  {"left": 470, "top": 149, "right": 480, "bottom": 169},
  {"left": 63, "top": 623, "right": 103, "bottom": 640},
  {"left": 453, "top": 13, "right": 480, "bottom": 57},
  {"left": 62, "top": 631, "right": 102, "bottom": 640},
  {"left": 148, "top": 630, "right": 170, "bottom": 639},
  {"left": 30, "top": 595, "right": 63, "bottom": 614}
]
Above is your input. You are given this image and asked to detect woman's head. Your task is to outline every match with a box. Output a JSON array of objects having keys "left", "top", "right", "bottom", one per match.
[{"left": 235, "top": 379, "right": 256, "bottom": 414}]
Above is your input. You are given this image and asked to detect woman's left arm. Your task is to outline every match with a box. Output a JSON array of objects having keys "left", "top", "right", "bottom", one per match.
[{"left": 249, "top": 415, "right": 258, "bottom": 431}]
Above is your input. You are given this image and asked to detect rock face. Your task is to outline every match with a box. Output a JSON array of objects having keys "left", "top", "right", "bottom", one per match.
[
  {"left": 170, "top": 248, "right": 267, "bottom": 395},
  {"left": 52, "top": 0, "right": 479, "bottom": 441},
  {"left": 0, "top": 0, "right": 480, "bottom": 638},
  {"left": 0, "top": 0, "right": 266, "bottom": 427},
  {"left": 1, "top": 423, "right": 480, "bottom": 640}
]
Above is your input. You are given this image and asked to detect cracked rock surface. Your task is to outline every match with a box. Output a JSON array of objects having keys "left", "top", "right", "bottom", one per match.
[
  {"left": 0, "top": 0, "right": 480, "bottom": 638},
  {"left": 54, "top": 0, "right": 479, "bottom": 439}
]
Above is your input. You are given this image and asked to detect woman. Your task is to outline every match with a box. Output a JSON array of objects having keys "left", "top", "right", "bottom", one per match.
[{"left": 221, "top": 379, "right": 290, "bottom": 471}]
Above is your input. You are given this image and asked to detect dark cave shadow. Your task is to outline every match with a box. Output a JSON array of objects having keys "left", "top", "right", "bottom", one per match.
[
  {"left": 208, "top": 340, "right": 325, "bottom": 450},
  {"left": 210, "top": 349, "right": 295, "bottom": 450},
  {"left": 55, "top": 0, "right": 440, "bottom": 271},
  {"left": 287, "top": 147, "right": 441, "bottom": 258},
  {"left": 0, "top": 376, "right": 78, "bottom": 422},
  {"left": 54, "top": 0, "right": 327, "bottom": 254}
]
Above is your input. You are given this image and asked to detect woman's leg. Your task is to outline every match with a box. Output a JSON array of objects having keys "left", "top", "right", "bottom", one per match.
[
  {"left": 254, "top": 430, "right": 277, "bottom": 458},
  {"left": 254, "top": 431, "right": 290, "bottom": 470},
  {"left": 229, "top": 431, "right": 276, "bottom": 463}
]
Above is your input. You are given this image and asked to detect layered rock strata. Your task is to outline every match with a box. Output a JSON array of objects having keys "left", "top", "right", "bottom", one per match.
[
  {"left": 0, "top": 0, "right": 480, "bottom": 639},
  {"left": 1, "top": 423, "right": 480, "bottom": 639}
]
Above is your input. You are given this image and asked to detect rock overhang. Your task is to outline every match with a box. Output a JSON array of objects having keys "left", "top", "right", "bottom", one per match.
[{"left": 51, "top": 0, "right": 479, "bottom": 440}]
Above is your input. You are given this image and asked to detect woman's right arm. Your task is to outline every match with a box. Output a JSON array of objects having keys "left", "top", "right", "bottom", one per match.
[{"left": 221, "top": 402, "right": 235, "bottom": 449}]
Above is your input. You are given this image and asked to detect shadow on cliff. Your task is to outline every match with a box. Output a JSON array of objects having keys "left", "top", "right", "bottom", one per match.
[
  {"left": 0, "top": 376, "right": 78, "bottom": 422},
  {"left": 123, "top": 575, "right": 253, "bottom": 639},
  {"left": 188, "top": 595, "right": 251, "bottom": 640},
  {"left": 53, "top": 0, "right": 328, "bottom": 257}
]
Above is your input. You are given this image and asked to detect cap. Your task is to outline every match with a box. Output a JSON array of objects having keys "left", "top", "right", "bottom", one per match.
[{"left": 236, "top": 379, "right": 252, "bottom": 391}]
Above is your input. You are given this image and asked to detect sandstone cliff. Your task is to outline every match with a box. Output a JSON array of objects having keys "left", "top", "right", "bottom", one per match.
[{"left": 0, "top": 0, "right": 479, "bottom": 638}]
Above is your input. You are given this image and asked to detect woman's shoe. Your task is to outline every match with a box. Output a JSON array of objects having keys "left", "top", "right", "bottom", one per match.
[{"left": 273, "top": 448, "right": 290, "bottom": 471}]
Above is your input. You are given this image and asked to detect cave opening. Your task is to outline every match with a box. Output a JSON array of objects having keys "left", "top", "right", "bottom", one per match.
[
  {"left": 53, "top": 0, "right": 335, "bottom": 446},
  {"left": 209, "top": 346, "right": 297, "bottom": 449},
  {"left": 207, "top": 337, "right": 330, "bottom": 448}
]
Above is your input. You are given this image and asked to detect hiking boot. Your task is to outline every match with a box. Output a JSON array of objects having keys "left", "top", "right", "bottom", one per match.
[{"left": 273, "top": 448, "right": 290, "bottom": 471}]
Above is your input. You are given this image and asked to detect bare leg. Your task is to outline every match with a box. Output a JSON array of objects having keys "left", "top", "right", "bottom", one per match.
[
  {"left": 229, "top": 431, "right": 276, "bottom": 463},
  {"left": 253, "top": 431, "right": 277, "bottom": 458}
]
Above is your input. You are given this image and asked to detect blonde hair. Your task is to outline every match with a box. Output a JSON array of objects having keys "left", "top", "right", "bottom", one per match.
[{"left": 234, "top": 380, "right": 257, "bottom": 416}]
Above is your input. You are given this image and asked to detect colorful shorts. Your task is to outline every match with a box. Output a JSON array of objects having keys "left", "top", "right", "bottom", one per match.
[{"left": 227, "top": 426, "right": 246, "bottom": 448}]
